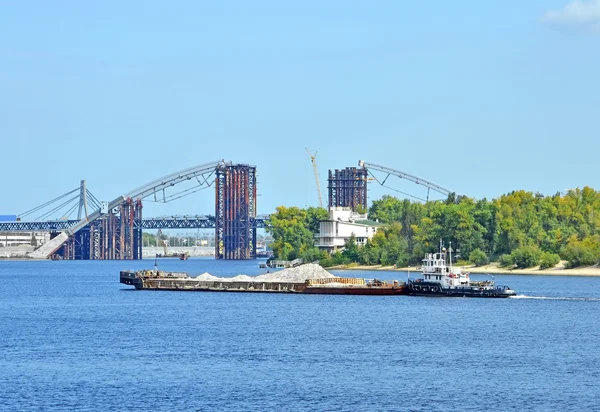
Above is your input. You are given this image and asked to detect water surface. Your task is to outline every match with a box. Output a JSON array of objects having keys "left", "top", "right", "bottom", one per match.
[{"left": 1, "top": 258, "right": 598, "bottom": 411}]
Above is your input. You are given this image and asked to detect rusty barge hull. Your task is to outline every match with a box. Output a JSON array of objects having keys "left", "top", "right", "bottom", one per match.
[{"left": 303, "top": 286, "right": 406, "bottom": 295}]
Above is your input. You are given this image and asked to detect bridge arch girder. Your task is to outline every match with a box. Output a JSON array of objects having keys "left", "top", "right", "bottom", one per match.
[
  {"left": 358, "top": 160, "right": 455, "bottom": 200},
  {"left": 27, "top": 160, "right": 232, "bottom": 259}
]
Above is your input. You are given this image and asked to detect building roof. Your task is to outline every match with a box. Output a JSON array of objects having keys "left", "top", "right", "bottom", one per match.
[{"left": 354, "top": 219, "right": 382, "bottom": 226}]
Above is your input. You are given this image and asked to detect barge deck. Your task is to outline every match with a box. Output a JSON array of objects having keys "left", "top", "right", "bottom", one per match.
[{"left": 120, "top": 270, "right": 407, "bottom": 295}]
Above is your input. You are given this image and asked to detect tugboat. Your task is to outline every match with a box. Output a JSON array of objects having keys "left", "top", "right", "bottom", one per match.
[
  {"left": 155, "top": 252, "right": 189, "bottom": 260},
  {"left": 408, "top": 242, "right": 516, "bottom": 298}
]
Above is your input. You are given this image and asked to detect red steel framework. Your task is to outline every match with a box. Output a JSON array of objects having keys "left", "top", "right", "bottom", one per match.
[
  {"left": 215, "top": 164, "right": 257, "bottom": 259},
  {"left": 60, "top": 198, "right": 142, "bottom": 260},
  {"left": 328, "top": 167, "right": 368, "bottom": 211}
]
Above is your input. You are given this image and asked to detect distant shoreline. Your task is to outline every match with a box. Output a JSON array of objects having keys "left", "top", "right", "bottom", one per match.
[
  {"left": 2, "top": 256, "right": 599, "bottom": 277},
  {"left": 327, "top": 262, "right": 600, "bottom": 277}
]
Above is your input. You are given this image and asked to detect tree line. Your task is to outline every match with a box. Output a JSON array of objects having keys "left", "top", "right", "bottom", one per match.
[{"left": 265, "top": 187, "right": 600, "bottom": 269}]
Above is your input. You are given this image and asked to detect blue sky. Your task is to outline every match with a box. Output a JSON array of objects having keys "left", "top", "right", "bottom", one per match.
[{"left": 1, "top": 1, "right": 599, "bottom": 219}]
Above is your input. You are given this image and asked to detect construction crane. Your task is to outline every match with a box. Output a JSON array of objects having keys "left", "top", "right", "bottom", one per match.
[
  {"left": 306, "top": 147, "right": 324, "bottom": 208},
  {"left": 157, "top": 229, "right": 168, "bottom": 256}
]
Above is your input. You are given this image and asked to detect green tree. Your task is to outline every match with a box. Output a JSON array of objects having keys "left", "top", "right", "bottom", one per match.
[
  {"left": 342, "top": 233, "right": 360, "bottom": 262},
  {"left": 368, "top": 223, "right": 409, "bottom": 266},
  {"left": 494, "top": 191, "right": 539, "bottom": 255},
  {"left": 469, "top": 249, "right": 489, "bottom": 266},
  {"left": 510, "top": 245, "right": 542, "bottom": 268},
  {"left": 359, "top": 239, "right": 381, "bottom": 265},
  {"left": 299, "top": 247, "right": 326, "bottom": 263},
  {"left": 142, "top": 232, "right": 158, "bottom": 247},
  {"left": 368, "top": 195, "right": 405, "bottom": 224},
  {"left": 561, "top": 235, "right": 600, "bottom": 268},
  {"left": 268, "top": 186, "right": 600, "bottom": 268},
  {"left": 539, "top": 252, "right": 560, "bottom": 269},
  {"left": 354, "top": 204, "right": 368, "bottom": 215},
  {"left": 305, "top": 207, "right": 328, "bottom": 234},
  {"left": 473, "top": 199, "right": 496, "bottom": 255},
  {"left": 498, "top": 254, "right": 514, "bottom": 268},
  {"left": 412, "top": 197, "right": 485, "bottom": 261},
  {"left": 266, "top": 206, "right": 317, "bottom": 260}
]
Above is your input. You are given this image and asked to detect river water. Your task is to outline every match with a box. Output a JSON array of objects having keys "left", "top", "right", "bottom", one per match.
[{"left": 1, "top": 258, "right": 599, "bottom": 411}]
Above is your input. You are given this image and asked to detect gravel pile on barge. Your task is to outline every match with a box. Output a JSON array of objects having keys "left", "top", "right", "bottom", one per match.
[
  {"left": 120, "top": 264, "right": 342, "bottom": 292},
  {"left": 193, "top": 264, "right": 335, "bottom": 283}
]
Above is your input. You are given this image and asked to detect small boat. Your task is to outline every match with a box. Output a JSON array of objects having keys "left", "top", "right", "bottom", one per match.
[
  {"left": 155, "top": 252, "right": 189, "bottom": 260},
  {"left": 408, "top": 242, "right": 516, "bottom": 298},
  {"left": 255, "top": 250, "right": 273, "bottom": 259}
]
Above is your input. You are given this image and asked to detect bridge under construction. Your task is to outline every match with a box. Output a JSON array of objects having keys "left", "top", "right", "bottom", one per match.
[
  {"left": 0, "top": 159, "right": 454, "bottom": 260},
  {"left": 0, "top": 161, "right": 262, "bottom": 260}
]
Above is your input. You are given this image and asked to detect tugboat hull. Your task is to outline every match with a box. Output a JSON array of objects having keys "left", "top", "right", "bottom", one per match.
[{"left": 408, "top": 282, "right": 515, "bottom": 298}]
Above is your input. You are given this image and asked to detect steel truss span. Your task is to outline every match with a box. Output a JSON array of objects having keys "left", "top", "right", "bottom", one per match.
[
  {"left": 0, "top": 216, "right": 268, "bottom": 232},
  {"left": 0, "top": 221, "right": 78, "bottom": 231}
]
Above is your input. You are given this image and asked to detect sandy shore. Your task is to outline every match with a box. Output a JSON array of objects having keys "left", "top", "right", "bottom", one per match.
[{"left": 328, "top": 261, "right": 600, "bottom": 276}]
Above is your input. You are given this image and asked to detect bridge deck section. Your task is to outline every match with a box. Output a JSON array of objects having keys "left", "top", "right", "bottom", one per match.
[{"left": 0, "top": 216, "right": 268, "bottom": 232}]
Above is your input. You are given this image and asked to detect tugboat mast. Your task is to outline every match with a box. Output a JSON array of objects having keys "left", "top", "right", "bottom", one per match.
[{"left": 449, "top": 241, "right": 452, "bottom": 270}]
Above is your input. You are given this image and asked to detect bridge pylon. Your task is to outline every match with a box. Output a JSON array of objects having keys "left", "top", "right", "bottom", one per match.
[
  {"left": 215, "top": 164, "right": 257, "bottom": 259},
  {"left": 59, "top": 198, "right": 142, "bottom": 260},
  {"left": 328, "top": 167, "right": 368, "bottom": 211}
]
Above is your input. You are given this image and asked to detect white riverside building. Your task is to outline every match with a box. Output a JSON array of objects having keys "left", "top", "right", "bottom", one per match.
[
  {"left": 315, "top": 207, "right": 379, "bottom": 253},
  {"left": 0, "top": 232, "right": 50, "bottom": 247}
]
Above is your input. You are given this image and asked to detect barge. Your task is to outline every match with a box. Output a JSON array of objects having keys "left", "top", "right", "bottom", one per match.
[
  {"left": 120, "top": 252, "right": 516, "bottom": 298},
  {"left": 120, "top": 269, "right": 407, "bottom": 295}
]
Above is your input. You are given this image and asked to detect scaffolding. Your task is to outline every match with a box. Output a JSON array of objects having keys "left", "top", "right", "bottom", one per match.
[
  {"left": 215, "top": 164, "right": 257, "bottom": 259},
  {"left": 328, "top": 167, "right": 368, "bottom": 211},
  {"left": 59, "top": 198, "right": 142, "bottom": 260}
]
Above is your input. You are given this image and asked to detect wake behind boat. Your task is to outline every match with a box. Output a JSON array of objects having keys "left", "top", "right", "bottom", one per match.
[{"left": 408, "top": 242, "right": 516, "bottom": 298}]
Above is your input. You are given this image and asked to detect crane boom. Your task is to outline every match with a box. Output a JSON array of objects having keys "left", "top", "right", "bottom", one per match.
[{"left": 306, "top": 148, "right": 324, "bottom": 208}]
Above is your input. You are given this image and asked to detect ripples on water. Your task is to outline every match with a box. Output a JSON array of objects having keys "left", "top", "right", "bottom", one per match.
[
  {"left": 1, "top": 259, "right": 599, "bottom": 411},
  {"left": 511, "top": 295, "right": 600, "bottom": 301}
]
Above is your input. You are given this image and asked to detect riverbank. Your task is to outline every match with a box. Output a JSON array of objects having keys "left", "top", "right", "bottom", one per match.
[
  {"left": 0, "top": 245, "right": 215, "bottom": 260},
  {"left": 327, "top": 261, "right": 600, "bottom": 276}
]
